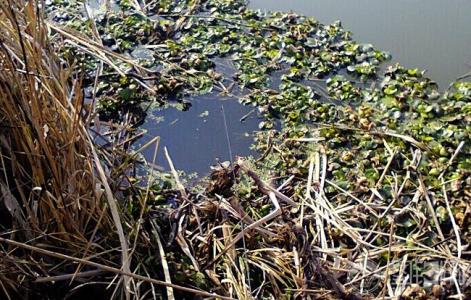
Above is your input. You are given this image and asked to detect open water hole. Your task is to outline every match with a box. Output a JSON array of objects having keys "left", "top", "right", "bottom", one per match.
[{"left": 135, "top": 94, "right": 260, "bottom": 176}]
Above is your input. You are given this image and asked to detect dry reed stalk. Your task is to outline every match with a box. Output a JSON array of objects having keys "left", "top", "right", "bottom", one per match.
[
  {"left": 0, "top": 1, "right": 148, "bottom": 298},
  {"left": 0, "top": 0, "right": 125, "bottom": 296},
  {"left": 0, "top": 236, "right": 234, "bottom": 300}
]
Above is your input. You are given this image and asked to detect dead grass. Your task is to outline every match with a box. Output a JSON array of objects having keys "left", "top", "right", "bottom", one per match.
[
  {"left": 0, "top": 0, "right": 122, "bottom": 297},
  {"left": 177, "top": 149, "right": 470, "bottom": 299}
]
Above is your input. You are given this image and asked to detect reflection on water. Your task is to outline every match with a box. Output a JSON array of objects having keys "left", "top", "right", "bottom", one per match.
[
  {"left": 136, "top": 95, "right": 259, "bottom": 176},
  {"left": 250, "top": 0, "right": 471, "bottom": 88}
]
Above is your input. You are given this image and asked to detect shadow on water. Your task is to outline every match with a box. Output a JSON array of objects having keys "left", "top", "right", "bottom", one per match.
[{"left": 136, "top": 94, "right": 260, "bottom": 177}]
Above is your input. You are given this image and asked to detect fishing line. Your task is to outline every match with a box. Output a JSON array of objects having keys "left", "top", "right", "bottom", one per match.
[{"left": 221, "top": 104, "right": 253, "bottom": 296}]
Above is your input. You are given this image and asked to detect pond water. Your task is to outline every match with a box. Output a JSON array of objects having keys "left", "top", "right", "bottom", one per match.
[
  {"left": 250, "top": 0, "right": 471, "bottom": 89},
  {"left": 136, "top": 94, "right": 259, "bottom": 176}
]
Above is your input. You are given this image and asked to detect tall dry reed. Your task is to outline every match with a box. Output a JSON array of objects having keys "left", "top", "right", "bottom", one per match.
[{"left": 0, "top": 0, "right": 124, "bottom": 297}]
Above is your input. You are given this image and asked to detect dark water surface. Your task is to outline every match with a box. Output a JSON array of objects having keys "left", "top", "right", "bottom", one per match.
[
  {"left": 250, "top": 0, "right": 471, "bottom": 89},
  {"left": 137, "top": 95, "right": 259, "bottom": 176}
]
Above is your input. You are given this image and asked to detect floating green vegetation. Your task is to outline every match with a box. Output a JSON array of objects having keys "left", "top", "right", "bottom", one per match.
[{"left": 44, "top": 0, "right": 471, "bottom": 298}]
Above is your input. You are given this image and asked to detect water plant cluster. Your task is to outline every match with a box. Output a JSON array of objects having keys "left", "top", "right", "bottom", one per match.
[{"left": 1, "top": 0, "right": 469, "bottom": 299}]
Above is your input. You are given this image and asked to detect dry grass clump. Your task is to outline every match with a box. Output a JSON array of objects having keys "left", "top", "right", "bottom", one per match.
[
  {"left": 0, "top": 0, "right": 124, "bottom": 297},
  {"left": 0, "top": 0, "right": 107, "bottom": 241}
]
